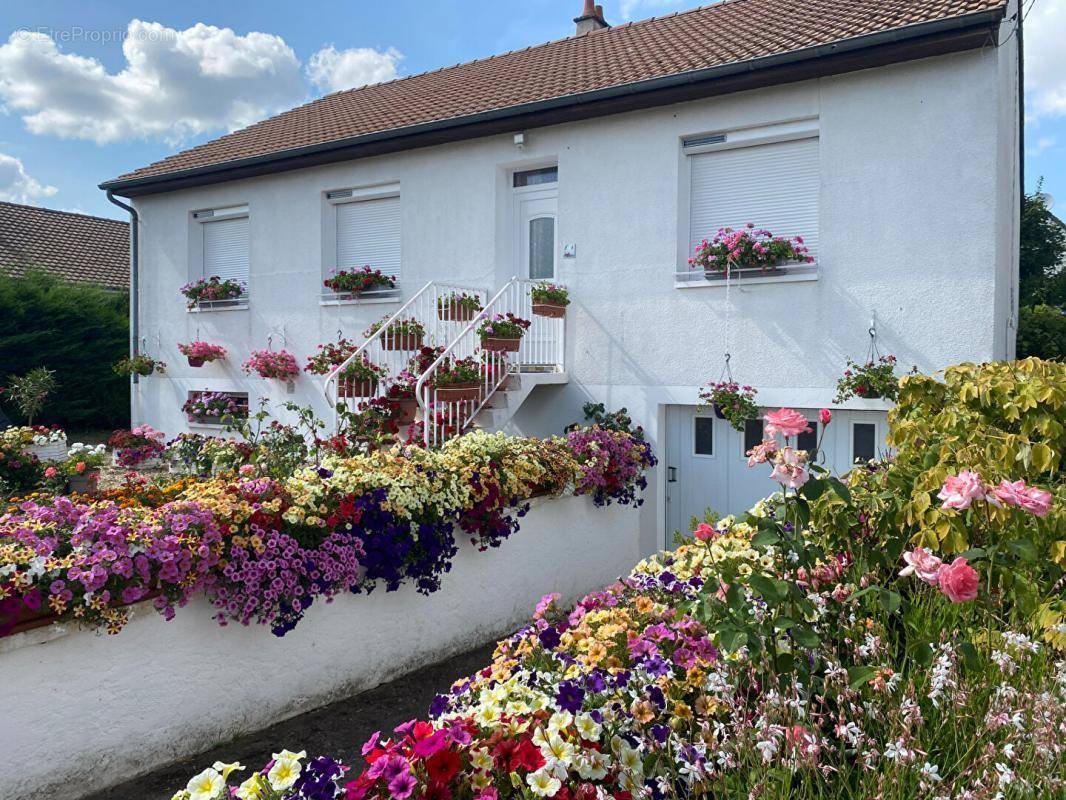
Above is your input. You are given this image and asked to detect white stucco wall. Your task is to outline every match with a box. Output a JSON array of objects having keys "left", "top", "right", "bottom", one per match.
[
  {"left": 0, "top": 495, "right": 641, "bottom": 800},
  {"left": 128, "top": 44, "right": 1018, "bottom": 552}
]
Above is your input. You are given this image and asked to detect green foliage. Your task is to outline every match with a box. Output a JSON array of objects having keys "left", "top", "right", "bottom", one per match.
[
  {"left": 1017, "top": 303, "right": 1066, "bottom": 361},
  {"left": 0, "top": 270, "right": 129, "bottom": 429},
  {"left": 3, "top": 366, "right": 57, "bottom": 425},
  {"left": 566, "top": 402, "right": 645, "bottom": 440}
]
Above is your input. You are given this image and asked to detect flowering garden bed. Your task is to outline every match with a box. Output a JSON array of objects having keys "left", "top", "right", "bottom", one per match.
[{"left": 159, "top": 358, "right": 1066, "bottom": 800}]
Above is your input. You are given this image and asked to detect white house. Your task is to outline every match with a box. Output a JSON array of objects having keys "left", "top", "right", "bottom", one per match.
[{"left": 101, "top": 0, "right": 1021, "bottom": 554}]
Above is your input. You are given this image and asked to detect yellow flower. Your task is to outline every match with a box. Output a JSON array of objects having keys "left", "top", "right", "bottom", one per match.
[{"left": 185, "top": 768, "right": 224, "bottom": 800}]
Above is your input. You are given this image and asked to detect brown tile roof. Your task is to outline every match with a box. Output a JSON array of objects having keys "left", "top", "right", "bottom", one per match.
[
  {"left": 0, "top": 202, "right": 129, "bottom": 290},
  {"left": 107, "top": 0, "right": 1007, "bottom": 187}
]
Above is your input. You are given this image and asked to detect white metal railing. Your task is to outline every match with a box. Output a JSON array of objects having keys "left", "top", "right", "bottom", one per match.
[
  {"left": 415, "top": 277, "right": 565, "bottom": 447},
  {"left": 323, "top": 281, "right": 487, "bottom": 430}
]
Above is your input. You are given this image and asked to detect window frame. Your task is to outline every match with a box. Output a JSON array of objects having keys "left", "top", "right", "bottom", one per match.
[
  {"left": 692, "top": 413, "right": 716, "bottom": 459},
  {"left": 677, "top": 118, "right": 820, "bottom": 289},
  {"left": 851, "top": 420, "right": 880, "bottom": 465},
  {"left": 188, "top": 204, "right": 250, "bottom": 312},
  {"left": 322, "top": 183, "right": 403, "bottom": 305}
]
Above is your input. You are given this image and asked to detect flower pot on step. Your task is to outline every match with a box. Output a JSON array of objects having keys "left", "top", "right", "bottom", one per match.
[
  {"left": 532, "top": 303, "right": 566, "bottom": 319},
  {"left": 394, "top": 398, "right": 419, "bottom": 424},
  {"left": 481, "top": 335, "right": 522, "bottom": 353},
  {"left": 380, "top": 333, "right": 424, "bottom": 351},
  {"left": 435, "top": 382, "right": 482, "bottom": 402}
]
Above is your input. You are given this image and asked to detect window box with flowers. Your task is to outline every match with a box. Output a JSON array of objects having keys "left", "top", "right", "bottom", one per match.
[
  {"left": 477, "top": 313, "right": 530, "bottom": 352},
  {"left": 242, "top": 350, "right": 300, "bottom": 381},
  {"left": 680, "top": 224, "right": 815, "bottom": 287},
  {"left": 177, "top": 341, "right": 227, "bottom": 368},
  {"left": 322, "top": 266, "right": 398, "bottom": 303},
  {"left": 183, "top": 391, "right": 249, "bottom": 426},
  {"left": 530, "top": 284, "right": 570, "bottom": 318},
  {"left": 433, "top": 356, "right": 484, "bottom": 402},
  {"left": 181, "top": 276, "right": 246, "bottom": 311},
  {"left": 113, "top": 354, "right": 166, "bottom": 378},
  {"left": 365, "top": 317, "right": 426, "bottom": 351},
  {"left": 437, "top": 292, "right": 483, "bottom": 321}
]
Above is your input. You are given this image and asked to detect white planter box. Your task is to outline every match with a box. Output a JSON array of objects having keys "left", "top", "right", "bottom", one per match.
[{"left": 24, "top": 441, "right": 67, "bottom": 462}]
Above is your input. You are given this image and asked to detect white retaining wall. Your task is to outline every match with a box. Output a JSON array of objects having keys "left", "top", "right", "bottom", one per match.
[{"left": 0, "top": 495, "right": 641, "bottom": 800}]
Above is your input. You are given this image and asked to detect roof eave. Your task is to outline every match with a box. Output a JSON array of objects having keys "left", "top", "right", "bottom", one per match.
[{"left": 100, "top": 6, "right": 1007, "bottom": 197}]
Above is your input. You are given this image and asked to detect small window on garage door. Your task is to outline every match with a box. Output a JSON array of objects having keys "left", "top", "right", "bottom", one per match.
[
  {"left": 693, "top": 416, "right": 714, "bottom": 457},
  {"left": 742, "top": 419, "right": 764, "bottom": 458},
  {"left": 852, "top": 422, "right": 877, "bottom": 464},
  {"left": 797, "top": 422, "right": 818, "bottom": 453}
]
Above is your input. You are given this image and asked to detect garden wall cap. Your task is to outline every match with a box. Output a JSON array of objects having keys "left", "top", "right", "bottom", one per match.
[
  {"left": 0, "top": 201, "right": 128, "bottom": 290},
  {"left": 102, "top": 0, "right": 1007, "bottom": 193}
]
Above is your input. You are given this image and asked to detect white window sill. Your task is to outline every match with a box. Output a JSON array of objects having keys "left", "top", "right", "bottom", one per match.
[
  {"left": 187, "top": 299, "right": 249, "bottom": 313},
  {"left": 675, "top": 264, "right": 819, "bottom": 289},
  {"left": 320, "top": 289, "right": 402, "bottom": 306}
]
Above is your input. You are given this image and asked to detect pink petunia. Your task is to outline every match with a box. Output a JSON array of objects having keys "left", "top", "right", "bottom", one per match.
[{"left": 763, "top": 408, "right": 812, "bottom": 438}]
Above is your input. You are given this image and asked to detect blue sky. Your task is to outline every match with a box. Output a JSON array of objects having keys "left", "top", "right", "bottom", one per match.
[{"left": 0, "top": 0, "right": 1063, "bottom": 219}]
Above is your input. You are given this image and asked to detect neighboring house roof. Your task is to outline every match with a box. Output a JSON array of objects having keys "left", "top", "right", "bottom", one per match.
[
  {"left": 102, "top": 0, "right": 1008, "bottom": 195},
  {"left": 0, "top": 201, "right": 129, "bottom": 290}
]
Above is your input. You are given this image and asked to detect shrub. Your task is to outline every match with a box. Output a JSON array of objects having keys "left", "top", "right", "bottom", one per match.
[
  {"left": 3, "top": 367, "right": 57, "bottom": 426},
  {"left": 1017, "top": 303, "right": 1066, "bottom": 361},
  {"left": 0, "top": 270, "right": 129, "bottom": 429}
]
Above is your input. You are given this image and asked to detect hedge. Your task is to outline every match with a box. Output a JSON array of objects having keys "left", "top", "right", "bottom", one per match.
[{"left": 0, "top": 269, "right": 129, "bottom": 430}]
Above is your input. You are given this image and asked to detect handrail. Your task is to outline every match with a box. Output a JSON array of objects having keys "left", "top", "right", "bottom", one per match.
[
  {"left": 323, "top": 280, "right": 487, "bottom": 433},
  {"left": 414, "top": 277, "right": 565, "bottom": 447}
]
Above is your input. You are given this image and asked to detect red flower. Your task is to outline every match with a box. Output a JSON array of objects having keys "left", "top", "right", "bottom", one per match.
[{"left": 425, "top": 749, "right": 461, "bottom": 784}]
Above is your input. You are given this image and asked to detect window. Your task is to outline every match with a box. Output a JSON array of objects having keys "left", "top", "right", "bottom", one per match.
[
  {"left": 852, "top": 422, "right": 877, "bottom": 464},
  {"left": 686, "top": 128, "right": 819, "bottom": 273},
  {"left": 694, "top": 416, "right": 714, "bottom": 456},
  {"left": 335, "top": 194, "right": 401, "bottom": 284},
  {"left": 529, "top": 217, "right": 555, "bottom": 280},
  {"left": 797, "top": 422, "right": 818, "bottom": 453},
  {"left": 195, "top": 206, "right": 249, "bottom": 291},
  {"left": 743, "top": 419, "right": 764, "bottom": 457},
  {"left": 513, "top": 167, "right": 557, "bottom": 187}
]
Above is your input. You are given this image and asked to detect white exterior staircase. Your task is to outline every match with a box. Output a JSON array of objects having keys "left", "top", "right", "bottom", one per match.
[{"left": 323, "top": 277, "right": 566, "bottom": 445}]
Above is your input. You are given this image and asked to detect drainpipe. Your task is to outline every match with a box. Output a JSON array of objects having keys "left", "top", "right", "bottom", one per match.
[{"left": 105, "top": 191, "right": 140, "bottom": 398}]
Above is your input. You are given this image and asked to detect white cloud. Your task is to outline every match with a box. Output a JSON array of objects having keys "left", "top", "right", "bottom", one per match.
[
  {"left": 1024, "top": 0, "right": 1066, "bottom": 118},
  {"left": 0, "top": 152, "right": 57, "bottom": 204},
  {"left": 1034, "top": 135, "right": 1056, "bottom": 153},
  {"left": 0, "top": 20, "right": 306, "bottom": 145},
  {"left": 306, "top": 45, "right": 402, "bottom": 93}
]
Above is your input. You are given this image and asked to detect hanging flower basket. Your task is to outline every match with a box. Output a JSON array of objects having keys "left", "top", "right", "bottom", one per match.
[
  {"left": 113, "top": 355, "right": 166, "bottom": 377},
  {"left": 530, "top": 284, "right": 570, "bottom": 318},
  {"left": 178, "top": 341, "right": 227, "bottom": 368},
  {"left": 477, "top": 313, "right": 530, "bottom": 352},
  {"left": 242, "top": 349, "right": 300, "bottom": 381},
  {"left": 698, "top": 381, "right": 759, "bottom": 432},
  {"left": 433, "top": 355, "right": 484, "bottom": 401},
  {"left": 834, "top": 355, "right": 900, "bottom": 403}
]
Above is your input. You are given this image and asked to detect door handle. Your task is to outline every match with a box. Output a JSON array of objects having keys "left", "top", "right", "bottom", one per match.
[{"left": 667, "top": 466, "right": 677, "bottom": 483}]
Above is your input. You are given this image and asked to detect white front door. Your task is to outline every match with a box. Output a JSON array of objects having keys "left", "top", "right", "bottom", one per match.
[
  {"left": 664, "top": 405, "right": 890, "bottom": 542},
  {"left": 515, "top": 189, "right": 557, "bottom": 280}
]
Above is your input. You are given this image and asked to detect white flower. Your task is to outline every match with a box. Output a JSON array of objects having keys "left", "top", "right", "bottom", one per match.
[
  {"left": 185, "top": 768, "right": 225, "bottom": 800},
  {"left": 919, "top": 762, "right": 942, "bottom": 783},
  {"left": 575, "top": 712, "right": 602, "bottom": 741},
  {"left": 526, "top": 767, "right": 562, "bottom": 797},
  {"left": 211, "top": 761, "right": 244, "bottom": 780},
  {"left": 470, "top": 747, "right": 493, "bottom": 772},
  {"left": 267, "top": 757, "right": 301, "bottom": 791},
  {"left": 756, "top": 738, "right": 778, "bottom": 762},
  {"left": 547, "top": 710, "right": 573, "bottom": 733}
]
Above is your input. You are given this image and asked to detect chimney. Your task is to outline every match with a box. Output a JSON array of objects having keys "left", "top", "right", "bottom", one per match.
[{"left": 574, "top": 0, "right": 609, "bottom": 34}]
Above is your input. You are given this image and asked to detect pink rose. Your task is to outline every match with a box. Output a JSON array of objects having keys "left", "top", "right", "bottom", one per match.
[
  {"left": 769, "top": 447, "right": 809, "bottom": 489},
  {"left": 992, "top": 479, "right": 1052, "bottom": 517},
  {"left": 937, "top": 471, "right": 988, "bottom": 510},
  {"left": 44, "top": 466, "right": 57, "bottom": 478},
  {"left": 818, "top": 408, "right": 832, "bottom": 425},
  {"left": 937, "top": 557, "right": 979, "bottom": 603},
  {"left": 899, "top": 547, "right": 942, "bottom": 585},
  {"left": 763, "top": 408, "right": 812, "bottom": 439},
  {"left": 693, "top": 523, "right": 716, "bottom": 542},
  {"left": 746, "top": 438, "right": 779, "bottom": 467}
]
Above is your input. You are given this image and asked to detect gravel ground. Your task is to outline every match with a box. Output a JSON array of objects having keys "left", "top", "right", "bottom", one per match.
[{"left": 82, "top": 642, "right": 497, "bottom": 800}]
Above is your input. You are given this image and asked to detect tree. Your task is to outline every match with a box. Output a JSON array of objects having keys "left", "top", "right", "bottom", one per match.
[
  {"left": 1017, "top": 184, "right": 1066, "bottom": 359},
  {"left": 4, "top": 367, "right": 57, "bottom": 426}
]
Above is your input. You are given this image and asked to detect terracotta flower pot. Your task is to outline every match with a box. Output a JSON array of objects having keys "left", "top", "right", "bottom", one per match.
[
  {"left": 67, "top": 471, "right": 100, "bottom": 495},
  {"left": 532, "top": 302, "right": 567, "bottom": 318},
  {"left": 481, "top": 335, "right": 522, "bottom": 353},
  {"left": 438, "top": 303, "right": 478, "bottom": 321},
  {"left": 435, "top": 382, "right": 482, "bottom": 402},
  {"left": 393, "top": 398, "right": 419, "bottom": 424},
  {"left": 380, "top": 333, "right": 424, "bottom": 351},
  {"left": 338, "top": 377, "right": 379, "bottom": 398},
  {"left": 187, "top": 356, "right": 205, "bottom": 368}
]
